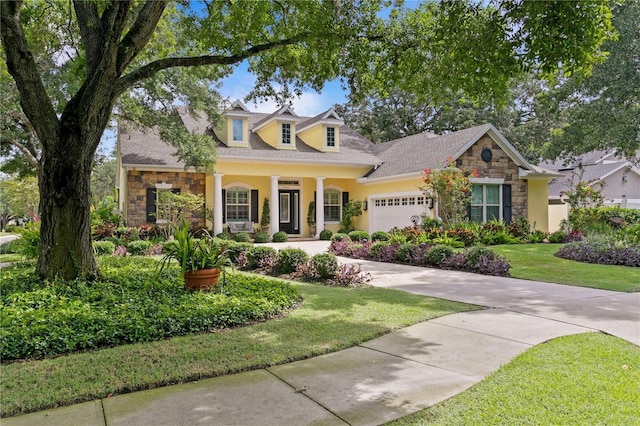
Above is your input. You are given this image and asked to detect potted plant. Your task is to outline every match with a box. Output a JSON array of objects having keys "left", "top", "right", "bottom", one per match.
[
  {"left": 158, "top": 220, "right": 229, "bottom": 291},
  {"left": 307, "top": 201, "right": 316, "bottom": 237},
  {"left": 260, "top": 197, "right": 270, "bottom": 233}
]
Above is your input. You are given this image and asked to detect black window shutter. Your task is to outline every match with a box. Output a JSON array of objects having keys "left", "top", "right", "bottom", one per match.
[
  {"left": 221, "top": 189, "right": 226, "bottom": 223},
  {"left": 342, "top": 191, "right": 349, "bottom": 208},
  {"left": 466, "top": 204, "right": 472, "bottom": 221},
  {"left": 251, "top": 190, "right": 259, "bottom": 223},
  {"left": 146, "top": 188, "right": 157, "bottom": 223},
  {"left": 172, "top": 188, "right": 181, "bottom": 195},
  {"left": 503, "top": 184, "right": 512, "bottom": 224}
]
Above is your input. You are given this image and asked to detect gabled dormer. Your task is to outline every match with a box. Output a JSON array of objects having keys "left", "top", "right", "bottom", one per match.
[
  {"left": 219, "top": 100, "right": 252, "bottom": 147},
  {"left": 252, "top": 105, "right": 301, "bottom": 150},
  {"left": 296, "top": 109, "right": 344, "bottom": 152}
]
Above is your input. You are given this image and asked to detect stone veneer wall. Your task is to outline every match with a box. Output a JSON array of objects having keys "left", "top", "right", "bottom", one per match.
[
  {"left": 456, "top": 135, "right": 528, "bottom": 220},
  {"left": 127, "top": 171, "right": 206, "bottom": 227}
]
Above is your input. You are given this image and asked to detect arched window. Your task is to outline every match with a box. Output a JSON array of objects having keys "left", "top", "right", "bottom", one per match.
[
  {"left": 226, "top": 187, "right": 250, "bottom": 221},
  {"left": 324, "top": 188, "right": 341, "bottom": 222}
]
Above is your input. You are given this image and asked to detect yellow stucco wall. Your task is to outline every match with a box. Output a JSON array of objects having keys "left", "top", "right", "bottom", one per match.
[
  {"left": 527, "top": 179, "right": 551, "bottom": 232},
  {"left": 256, "top": 121, "right": 297, "bottom": 150},
  {"left": 548, "top": 203, "right": 569, "bottom": 233},
  {"left": 298, "top": 125, "right": 340, "bottom": 152}
]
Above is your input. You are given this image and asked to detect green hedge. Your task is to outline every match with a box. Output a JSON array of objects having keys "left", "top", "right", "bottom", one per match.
[
  {"left": 570, "top": 207, "right": 640, "bottom": 232},
  {"left": 0, "top": 257, "right": 300, "bottom": 360}
]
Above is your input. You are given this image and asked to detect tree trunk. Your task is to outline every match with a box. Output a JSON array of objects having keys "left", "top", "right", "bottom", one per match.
[{"left": 37, "top": 130, "right": 99, "bottom": 280}]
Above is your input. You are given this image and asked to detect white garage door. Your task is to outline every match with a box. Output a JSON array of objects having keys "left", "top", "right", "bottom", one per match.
[{"left": 370, "top": 194, "right": 430, "bottom": 232}]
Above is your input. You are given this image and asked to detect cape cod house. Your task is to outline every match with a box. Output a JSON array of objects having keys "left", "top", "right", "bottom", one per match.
[{"left": 116, "top": 100, "right": 560, "bottom": 236}]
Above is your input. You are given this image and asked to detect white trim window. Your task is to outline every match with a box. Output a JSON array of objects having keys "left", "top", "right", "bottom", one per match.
[
  {"left": 324, "top": 189, "right": 341, "bottom": 222},
  {"left": 232, "top": 119, "right": 243, "bottom": 142},
  {"left": 326, "top": 127, "right": 335, "bottom": 147},
  {"left": 281, "top": 123, "right": 291, "bottom": 144},
  {"left": 470, "top": 184, "right": 501, "bottom": 223},
  {"left": 226, "top": 187, "right": 250, "bottom": 221}
]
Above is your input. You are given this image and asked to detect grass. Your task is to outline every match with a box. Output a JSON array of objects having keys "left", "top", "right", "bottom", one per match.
[
  {"left": 0, "top": 254, "right": 21, "bottom": 263},
  {"left": 0, "top": 277, "right": 477, "bottom": 417},
  {"left": 491, "top": 244, "right": 640, "bottom": 292},
  {"left": 389, "top": 332, "right": 640, "bottom": 425}
]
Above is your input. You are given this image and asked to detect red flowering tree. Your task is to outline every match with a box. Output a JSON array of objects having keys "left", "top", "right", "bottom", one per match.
[{"left": 422, "top": 159, "right": 476, "bottom": 226}]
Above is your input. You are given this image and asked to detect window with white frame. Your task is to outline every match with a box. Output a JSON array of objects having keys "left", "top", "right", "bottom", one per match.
[
  {"left": 232, "top": 119, "right": 243, "bottom": 141},
  {"left": 470, "top": 184, "right": 501, "bottom": 223},
  {"left": 281, "top": 123, "right": 291, "bottom": 144},
  {"left": 326, "top": 127, "right": 335, "bottom": 147},
  {"left": 226, "top": 187, "right": 250, "bottom": 221},
  {"left": 324, "top": 189, "right": 341, "bottom": 222}
]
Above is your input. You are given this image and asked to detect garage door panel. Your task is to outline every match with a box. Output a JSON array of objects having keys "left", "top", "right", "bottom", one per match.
[{"left": 371, "top": 195, "right": 430, "bottom": 232}]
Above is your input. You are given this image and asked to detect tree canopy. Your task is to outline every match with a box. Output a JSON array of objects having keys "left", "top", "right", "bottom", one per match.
[{"left": 0, "top": 0, "right": 616, "bottom": 279}]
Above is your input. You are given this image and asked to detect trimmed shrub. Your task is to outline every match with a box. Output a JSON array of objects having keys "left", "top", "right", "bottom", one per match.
[
  {"left": 247, "top": 246, "right": 277, "bottom": 270},
  {"left": 272, "top": 231, "right": 288, "bottom": 243},
  {"left": 319, "top": 229, "right": 333, "bottom": 240},
  {"left": 276, "top": 248, "right": 309, "bottom": 273},
  {"left": 369, "top": 242, "right": 398, "bottom": 262},
  {"left": 311, "top": 253, "right": 339, "bottom": 279},
  {"left": 371, "top": 231, "right": 390, "bottom": 242},
  {"left": 425, "top": 244, "right": 454, "bottom": 266},
  {"left": 127, "top": 240, "right": 152, "bottom": 255},
  {"left": 331, "top": 233, "right": 350, "bottom": 242},
  {"left": 348, "top": 230, "right": 370, "bottom": 242},
  {"left": 93, "top": 241, "right": 115, "bottom": 255},
  {"left": 465, "top": 246, "right": 497, "bottom": 269},
  {"left": 226, "top": 241, "right": 253, "bottom": 263},
  {"left": 233, "top": 231, "right": 251, "bottom": 243},
  {"left": 395, "top": 243, "right": 433, "bottom": 264},
  {"left": 440, "top": 252, "right": 468, "bottom": 270},
  {"left": 216, "top": 232, "right": 232, "bottom": 240},
  {"left": 253, "top": 232, "right": 270, "bottom": 243}
]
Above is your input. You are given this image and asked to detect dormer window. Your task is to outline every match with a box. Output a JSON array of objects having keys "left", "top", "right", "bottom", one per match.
[
  {"left": 327, "top": 127, "right": 335, "bottom": 147},
  {"left": 232, "top": 119, "right": 243, "bottom": 142},
  {"left": 282, "top": 123, "right": 291, "bottom": 144}
]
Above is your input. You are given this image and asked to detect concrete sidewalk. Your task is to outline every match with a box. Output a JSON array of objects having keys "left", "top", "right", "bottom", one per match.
[{"left": 4, "top": 241, "right": 639, "bottom": 426}]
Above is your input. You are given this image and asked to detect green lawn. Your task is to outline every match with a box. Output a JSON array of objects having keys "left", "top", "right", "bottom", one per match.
[
  {"left": 0, "top": 278, "right": 477, "bottom": 418},
  {"left": 491, "top": 244, "right": 640, "bottom": 292},
  {"left": 389, "top": 332, "right": 640, "bottom": 425}
]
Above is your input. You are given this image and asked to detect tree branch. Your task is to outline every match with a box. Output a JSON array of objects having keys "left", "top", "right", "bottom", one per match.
[
  {"left": 114, "top": 33, "right": 310, "bottom": 96},
  {"left": 0, "top": 0, "right": 59, "bottom": 150},
  {"left": 117, "top": 0, "right": 169, "bottom": 74},
  {"left": 72, "top": 0, "right": 101, "bottom": 73},
  {"left": 11, "top": 137, "right": 41, "bottom": 169}
]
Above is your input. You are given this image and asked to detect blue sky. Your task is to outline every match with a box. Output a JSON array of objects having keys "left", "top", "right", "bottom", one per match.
[{"left": 218, "top": 61, "right": 348, "bottom": 116}]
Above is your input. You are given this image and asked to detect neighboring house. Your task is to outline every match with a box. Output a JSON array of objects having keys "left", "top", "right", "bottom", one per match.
[
  {"left": 116, "top": 100, "right": 560, "bottom": 236},
  {"left": 544, "top": 150, "right": 640, "bottom": 231}
]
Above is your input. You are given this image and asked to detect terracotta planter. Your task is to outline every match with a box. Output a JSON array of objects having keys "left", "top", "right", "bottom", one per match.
[{"left": 183, "top": 268, "right": 221, "bottom": 291}]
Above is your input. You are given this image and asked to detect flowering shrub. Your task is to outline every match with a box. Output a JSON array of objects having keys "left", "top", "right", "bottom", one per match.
[
  {"left": 555, "top": 241, "right": 640, "bottom": 267},
  {"left": 422, "top": 159, "right": 476, "bottom": 225},
  {"left": 329, "top": 264, "right": 372, "bottom": 287}
]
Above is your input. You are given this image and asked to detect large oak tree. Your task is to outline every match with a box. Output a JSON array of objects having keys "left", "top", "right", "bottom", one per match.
[{"left": 1, "top": 0, "right": 615, "bottom": 280}]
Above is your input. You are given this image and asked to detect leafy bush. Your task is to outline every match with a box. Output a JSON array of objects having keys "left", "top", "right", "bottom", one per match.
[
  {"left": 225, "top": 241, "right": 252, "bottom": 263},
  {"left": 113, "top": 246, "right": 128, "bottom": 256},
  {"left": 272, "top": 231, "right": 288, "bottom": 242},
  {"left": 13, "top": 222, "right": 40, "bottom": 259},
  {"left": 348, "top": 230, "right": 370, "bottom": 242},
  {"left": 162, "top": 240, "right": 179, "bottom": 254},
  {"left": 329, "top": 239, "right": 351, "bottom": 256},
  {"left": 422, "top": 217, "right": 443, "bottom": 229},
  {"left": 247, "top": 246, "right": 277, "bottom": 270},
  {"left": 570, "top": 207, "right": 640, "bottom": 233},
  {"left": 0, "top": 240, "right": 17, "bottom": 254},
  {"left": 329, "top": 264, "right": 372, "bottom": 287},
  {"left": 440, "top": 252, "right": 468, "bottom": 270},
  {"left": 555, "top": 240, "right": 640, "bottom": 267},
  {"left": 475, "top": 254, "right": 511, "bottom": 276},
  {"left": 331, "top": 233, "right": 350, "bottom": 242},
  {"left": 145, "top": 242, "right": 164, "bottom": 256},
  {"left": 276, "top": 248, "right": 308, "bottom": 273},
  {"left": 311, "top": 253, "right": 338, "bottom": 279},
  {"left": 369, "top": 242, "right": 397, "bottom": 262},
  {"left": 93, "top": 241, "right": 115, "bottom": 255},
  {"left": 464, "top": 246, "right": 497, "bottom": 269},
  {"left": 319, "top": 229, "right": 333, "bottom": 240},
  {"left": 371, "top": 231, "right": 390, "bottom": 242},
  {"left": 0, "top": 257, "right": 300, "bottom": 360},
  {"left": 620, "top": 224, "right": 640, "bottom": 245},
  {"left": 253, "top": 232, "right": 270, "bottom": 243},
  {"left": 233, "top": 231, "right": 251, "bottom": 243},
  {"left": 425, "top": 245, "right": 454, "bottom": 266},
  {"left": 527, "top": 229, "right": 547, "bottom": 243},
  {"left": 216, "top": 232, "right": 232, "bottom": 240},
  {"left": 127, "top": 240, "right": 152, "bottom": 255},
  {"left": 395, "top": 243, "right": 432, "bottom": 264},
  {"left": 548, "top": 230, "right": 568, "bottom": 243}
]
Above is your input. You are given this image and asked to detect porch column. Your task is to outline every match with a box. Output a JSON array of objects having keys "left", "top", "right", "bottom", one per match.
[
  {"left": 270, "top": 176, "right": 280, "bottom": 234},
  {"left": 213, "top": 173, "right": 224, "bottom": 235},
  {"left": 315, "top": 177, "right": 325, "bottom": 238}
]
